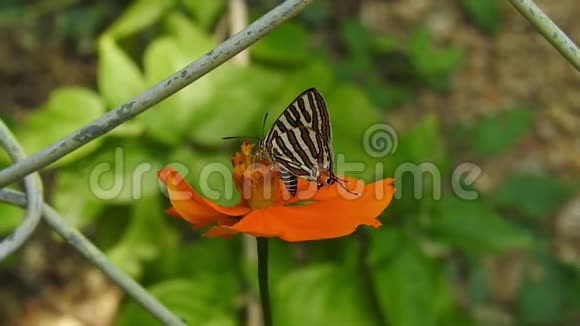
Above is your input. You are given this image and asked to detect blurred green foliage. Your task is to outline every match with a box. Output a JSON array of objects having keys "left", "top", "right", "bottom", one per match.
[
  {"left": 337, "top": 20, "right": 463, "bottom": 107},
  {"left": 494, "top": 174, "right": 575, "bottom": 220},
  {"left": 430, "top": 198, "right": 531, "bottom": 253},
  {"left": 460, "top": 0, "right": 503, "bottom": 34},
  {"left": 471, "top": 107, "right": 534, "bottom": 156},
  {"left": 252, "top": 23, "right": 310, "bottom": 65},
  {"left": 1, "top": 1, "right": 579, "bottom": 325},
  {"left": 11, "top": 87, "right": 106, "bottom": 166}
]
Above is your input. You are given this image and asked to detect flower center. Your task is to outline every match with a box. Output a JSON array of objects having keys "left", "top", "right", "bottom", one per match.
[{"left": 231, "top": 142, "right": 283, "bottom": 210}]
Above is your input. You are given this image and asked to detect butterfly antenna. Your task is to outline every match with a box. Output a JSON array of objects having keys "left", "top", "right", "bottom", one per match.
[
  {"left": 222, "top": 136, "right": 260, "bottom": 140},
  {"left": 334, "top": 176, "right": 361, "bottom": 196},
  {"left": 260, "top": 112, "right": 269, "bottom": 140}
]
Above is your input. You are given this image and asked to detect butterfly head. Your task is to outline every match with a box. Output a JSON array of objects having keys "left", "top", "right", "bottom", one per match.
[
  {"left": 316, "top": 170, "right": 335, "bottom": 188},
  {"left": 317, "top": 171, "right": 360, "bottom": 196}
]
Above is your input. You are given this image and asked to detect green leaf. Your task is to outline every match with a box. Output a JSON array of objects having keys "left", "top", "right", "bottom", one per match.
[
  {"left": 328, "top": 85, "right": 381, "bottom": 141},
  {"left": 140, "top": 17, "right": 216, "bottom": 144},
  {"left": 140, "top": 37, "right": 202, "bottom": 144},
  {"left": 372, "top": 241, "right": 453, "bottom": 326},
  {"left": 568, "top": 275, "right": 580, "bottom": 314},
  {"left": 370, "top": 34, "right": 398, "bottom": 53},
  {"left": 0, "top": 203, "right": 22, "bottom": 234},
  {"left": 189, "top": 65, "right": 285, "bottom": 147},
  {"left": 52, "top": 168, "right": 105, "bottom": 229},
  {"left": 168, "top": 148, "right": 239, "bottom": 207},
  {"left": 461, "top": 0, "right": 502, "bottom": 34},
  {"left": 164, "top": 12, "right": 215, "bottom": 58},
  {"left": 268, "top": 239, "right": 298, "bottom": 285},
  {"left": 471, "top": 107, "right": 533, "bottom": 156},
  {"left": 182, "top": 0, "right": 226, "bottom": 30},
  {"left": 151, "top": 237, "right": 239, "bottom": 293},
  {"left": 493, "top": 174, "right": 574, "bottom": 219},
  {"left": 408, "top": 26, "right": 463, "bottom": 90},
  {"left": 368, "top": 227, "right": 403, "bottom": 266},
  {"left": 251, "top": 23, "right": 310, "bottom": 65},
  {"left": 517, "top": 254, "right": 569, "bottom": 324},
  {"left": 296, "top": 238, "right": 358, "bottom": 268},
  {"left": 368, "top": 82, "right": 412, "bottom": 110},
  {"left": 390, "top": 114, "right": 447, "bottom": 208},
  {"left": 97, "top": 35, "right": 146, "bottom": 108},
  {"left": 116, "top": 278, "right": 236, "bottom": 326},
  {"left": 107, "top": 197, "right": 176, "bottom": 278},
  {"left": 466, "top": 257, "right": 489, "bottom": 304},
  {"left": 340, "top": 20, "right": 372, "bottom": 72},
  {"left": 269, "top": 59, "right": 335, "bottom": 104},
  {"left": 83, "top": 144, "right": 163, "bottom": 204},
  {"left": 15, "top": 87, "right": 105, "bottom": 167},
  {"left": 275, "top": 264, "right": 375, "bottom": 326},
  {"left": 430, "top": 197, "right": 531, "bottom": 252},
  {"left": 325, "top": 84, "right": 383, "bottom": 182},
  {"left": 398, "top": 113, "right": 446, "bottom": 166},
  {"left": 105, "top": 0, "right": 176, "bottom": 39}
]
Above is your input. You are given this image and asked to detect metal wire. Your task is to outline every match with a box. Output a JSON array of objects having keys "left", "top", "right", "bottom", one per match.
[
  {"left": 0, "top": 0, "right": 314, "bottom": 188},
  {"left": 508, "top": 0, "right": 579, "bottom": 70},
  {"left": 0, "top": 188, "right": 186, "bottom": 326},
  {"left": 0, "top": 119, "right": 43, "bottom": 260},
  {"left": 0, "top": 1, "right": 315, "bottom": 323}
]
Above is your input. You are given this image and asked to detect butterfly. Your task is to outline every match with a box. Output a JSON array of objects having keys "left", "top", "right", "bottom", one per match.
[{"left": 256, "top": 88, "right": 353, "bottom": 196}]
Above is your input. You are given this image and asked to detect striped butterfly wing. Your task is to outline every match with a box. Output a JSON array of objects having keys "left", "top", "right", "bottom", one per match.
[
  {"left": 264, "top": 88, "right": 332, "bottom": 147},
  {"left": 269, "top": 127, "right": 333, "bottom": 196},
  {"left": 269, "top": 126, "right": 332, "bottom": 179},
  {"left": 262, "top": 88, "right": 334, "bottom": 196}
]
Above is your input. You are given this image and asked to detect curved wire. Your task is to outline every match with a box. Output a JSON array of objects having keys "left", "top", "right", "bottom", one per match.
[
  {"left": 0, "top": 119, "right": 43, "bottom": 260},
  {"left": 0, "top": 1, "right": 315, "bottom": 322},
  {"left": 0, "top": 188, "right": 186, "bottom": 326}
]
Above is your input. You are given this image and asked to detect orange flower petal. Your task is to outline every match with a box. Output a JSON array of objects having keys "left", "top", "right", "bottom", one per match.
[
  {"left": 310, "top": 176, "right": 368, "bottom": 201},
  {"left": 164, "top": 207, "right": 181, "bottom": 217},
  {"left": 203, "top": 225, "right": 238, "bottom": 239},
  {"left": 205, "top": 178, "right": 395, "bottom": 241},
  {"left": 159, "top": 167, "right": 250, "bottom": 227}
]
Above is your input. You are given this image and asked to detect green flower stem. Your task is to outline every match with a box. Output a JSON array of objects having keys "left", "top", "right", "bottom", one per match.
[
  {"left": 508, "top": 0, "right": 579, "bottom": 70},
  {"left": 257, "top": 237, "right": 273, "bottom": 326},
  {"left": 0, "top": 0, "right": 314, "bottom": 188},
  {"left": 356, "top": 230, "right": 388, "bottom": 326},
  {"left": 0, "top": 188, "right": 186, "bottom": 326}
]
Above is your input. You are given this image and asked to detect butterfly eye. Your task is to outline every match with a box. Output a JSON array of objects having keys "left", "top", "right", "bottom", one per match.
[{"left": 325, "top": 177, "right": 333, "bottom": 185}]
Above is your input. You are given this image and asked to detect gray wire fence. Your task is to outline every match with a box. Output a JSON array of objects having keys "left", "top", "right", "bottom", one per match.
[
  {"left": 0, "top": 1, "right": 313, "bottom": 324},
  {"left": 0, "top": 0, "right": 576, "bottom": 325}
]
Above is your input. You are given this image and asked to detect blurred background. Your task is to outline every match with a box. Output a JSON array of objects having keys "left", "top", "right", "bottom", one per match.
[{"left": 0, "top": 0, "right": 579, "bottom": 325}]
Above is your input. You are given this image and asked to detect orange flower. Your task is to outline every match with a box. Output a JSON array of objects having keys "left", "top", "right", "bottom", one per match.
[{"left": 158, "top": 142, "right": 395, "bottom": 242}]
